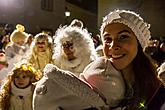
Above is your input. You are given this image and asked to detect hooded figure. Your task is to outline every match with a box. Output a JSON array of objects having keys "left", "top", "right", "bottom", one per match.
[
  {"left": 27, "top": 33, "right": 53, "bottom": 73},
  {"left": 81, "top": 9, "right": 164, "bottom": 110},
  {"left": 53, "top": 25, "right": 97, "bottom": 76}
]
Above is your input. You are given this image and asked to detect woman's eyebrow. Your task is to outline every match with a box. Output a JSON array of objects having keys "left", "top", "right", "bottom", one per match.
[
  {"left": 118, "top": 30, "right": 131, "bottom": 34},
  {"left": 103, "top": 32, "right": 110, "bottom": 36}
]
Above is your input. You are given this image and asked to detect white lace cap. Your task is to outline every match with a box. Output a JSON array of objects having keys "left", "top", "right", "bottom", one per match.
[{"left": 100, "top": 9, "right": 151, "bottom": 48}]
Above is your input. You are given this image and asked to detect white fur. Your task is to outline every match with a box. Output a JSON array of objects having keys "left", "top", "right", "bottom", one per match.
[{"left": 53, "top": 26, "right": 97, "bottom": 76}]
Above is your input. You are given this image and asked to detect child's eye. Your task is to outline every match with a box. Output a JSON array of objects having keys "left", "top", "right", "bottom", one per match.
[
  {"left": 22, "top": 76, "right": 28, "bottom": 78},
  {"left": 15, "top": 75, "right": 29, "bottom": 79}
]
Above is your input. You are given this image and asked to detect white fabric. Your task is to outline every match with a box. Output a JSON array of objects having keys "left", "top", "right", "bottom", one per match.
[
  {"left": 33, "top": 64, "right": 106, "bottom": 110},
  {"left": 0, "top": 53, "right": 28, "bottom": 85},
  {"left": 11, "top": 82, "right": 32, "bottom": 96},
  {"left": 9, "top": 83, "right": 33, "bottom": 110},
  {"left": 80, "top": 57, "right": 125, "bottom": 107},
  {"left": 54, "top": 55, "right": 93, "bottom": 76},
  {"left": 53, "top": 26, "right": 97, "bottom": 76},
  {"left": 0, "top": 44, "right": 29, "bottom": 85}
]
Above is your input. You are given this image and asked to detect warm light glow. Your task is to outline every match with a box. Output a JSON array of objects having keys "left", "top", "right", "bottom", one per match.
[{"left": 65, "top": 11, "right": 70, "bottom": 17}]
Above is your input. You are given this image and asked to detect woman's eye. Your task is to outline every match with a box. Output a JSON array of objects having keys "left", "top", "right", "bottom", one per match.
[
  {"left": 104, "top": 37, "right": 112, "bottom": 43},
  {"left": 119, "top": 35, "right": 129, "bottom": 40}
]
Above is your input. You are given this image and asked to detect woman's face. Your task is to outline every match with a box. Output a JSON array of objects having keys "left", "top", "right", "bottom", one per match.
[
  {"left": 14, "top": 72, "right": 31, "bottom": 89},
  {"left": 102, "top": 23, "right": 138, "bottom": 70}
]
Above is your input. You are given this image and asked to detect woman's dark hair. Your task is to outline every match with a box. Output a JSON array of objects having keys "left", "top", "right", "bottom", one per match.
[{"left": 133, "top": 44, "right": 160, "bottom": 104}]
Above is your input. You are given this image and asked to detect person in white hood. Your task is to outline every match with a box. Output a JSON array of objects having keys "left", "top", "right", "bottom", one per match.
[{"left": 52, "top": 22, "right": 97, "bottom": 76}]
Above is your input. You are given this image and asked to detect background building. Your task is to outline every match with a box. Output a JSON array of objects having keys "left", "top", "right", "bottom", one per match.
[
  {"left": 0, "top": 0, "right": 165, "bottom": 39},
  {"left": 98, "top": 0, "right": 165, "bottom": 39}
]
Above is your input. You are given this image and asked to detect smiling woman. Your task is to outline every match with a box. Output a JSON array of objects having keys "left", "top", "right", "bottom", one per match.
[
  {"left": 32, "top": 9, "right": 165, "bottom": 110},
  {"left": 102, "top": 23, "right": 138, "bottom": 70},
  {"left": 80, "top": 9, "right": 165, "bottom": 110}
]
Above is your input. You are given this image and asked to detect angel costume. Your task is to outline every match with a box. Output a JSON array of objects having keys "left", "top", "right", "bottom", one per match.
[{"left": 53, "top": 26, "right": 97, "bottom": 76}]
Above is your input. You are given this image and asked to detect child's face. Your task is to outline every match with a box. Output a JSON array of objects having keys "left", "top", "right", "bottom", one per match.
[
  {"left": 15, "top": 39, "right": 26, "bottom": 46},
  {"left": 62, "top": 41, "right": 76, "bottom": 60},
  {"left": 14, "top": 72, "right": 31, "bottom": 89},
  {"left": 36, "top": 38, "right": 48, "bottom": 52}
]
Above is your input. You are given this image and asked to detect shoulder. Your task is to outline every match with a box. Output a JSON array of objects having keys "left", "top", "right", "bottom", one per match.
[{"left": 83, "top": 57, "right": 108, "bottom": 74}]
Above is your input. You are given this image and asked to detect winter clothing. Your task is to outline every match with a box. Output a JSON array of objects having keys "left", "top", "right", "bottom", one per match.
[
  {"left": 33, "top": 64, "right": 105, "bottom": 110},
  {"left": 80, "top": 57, "right": 125, "bottom": 109},
  {"left": 100, "top": 9, "right": 151, "bottom": 48}
]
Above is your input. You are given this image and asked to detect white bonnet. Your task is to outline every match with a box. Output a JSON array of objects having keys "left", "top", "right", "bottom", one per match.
[{"left": 100, "top": 9, "right": 151, "bottom": 48}]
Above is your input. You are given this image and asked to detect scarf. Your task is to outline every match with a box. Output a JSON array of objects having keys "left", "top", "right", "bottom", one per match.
[{"left": 11, "top": 82, "right": 32, "bottom": 96}]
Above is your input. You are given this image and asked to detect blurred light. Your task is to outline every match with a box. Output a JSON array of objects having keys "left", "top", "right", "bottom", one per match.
[
  {"left": 65, "top": 11, "right": 70, "bottom": 17},
  {"left": 65, "top": 7, "right": 70, "bottom": 17}
]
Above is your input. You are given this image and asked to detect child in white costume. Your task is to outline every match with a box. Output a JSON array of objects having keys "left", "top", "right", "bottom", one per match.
[
  {"left": 0, "top": 63, "right": 41, "bottom": 110},
  {"left": 5, "top": 24, "right": 28, "bottom": 60},
  {"left": 53, "top": 25, "right": 97, "bottom": 76},
  {"left": 0, "top": 24, "right": 29, "bottom": 84}
]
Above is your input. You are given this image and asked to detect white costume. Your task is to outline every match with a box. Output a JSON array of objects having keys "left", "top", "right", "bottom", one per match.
[
  {"left": 53, "top": 26, "right": 97, "bottom": 76},
  {"left": 0, "top": 25, "right": 29, "bottom": 83},
  {"left": 9, "top": 83, "right": 33, "bottom": 110},
  {"left": 0, "top": 44, "right": 28, "bottom": 84}
]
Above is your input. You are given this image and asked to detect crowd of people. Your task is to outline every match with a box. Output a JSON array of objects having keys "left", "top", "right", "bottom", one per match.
[{"left": 0, "top": 9, "right": 164, "bottom": 110}]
